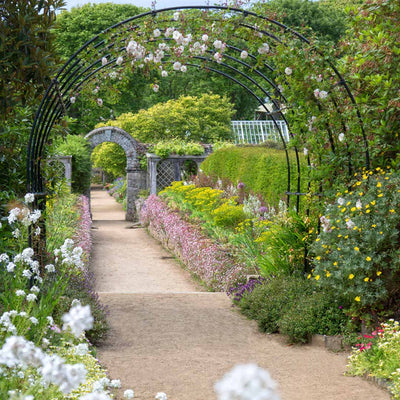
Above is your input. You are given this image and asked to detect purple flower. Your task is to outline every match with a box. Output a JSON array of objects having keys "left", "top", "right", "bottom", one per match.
[
  {"left": 237, "top": 182, "right": 245, "bottom": 190},
  {"left": 259, "top": 206, "right": 268, "bottom": 215}
]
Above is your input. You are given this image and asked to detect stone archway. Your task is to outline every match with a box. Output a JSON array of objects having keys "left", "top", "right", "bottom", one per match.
[{"left": 85, "top": 126, "right": 146, "bottom": 221}]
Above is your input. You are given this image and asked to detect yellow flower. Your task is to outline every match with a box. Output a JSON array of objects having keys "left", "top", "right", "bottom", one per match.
[
  {"left": 326, "top": 271, "right": 331, "bottom": 277},
  {"left": 315, "top": 275, "right": 320, "bottom": 281},
  {"left": 316, "top": 256, "right": 321, "bottom": 260},
  {"left": 377, "top": 181, "right": 382, "bottom": 188},
  {"left": 337, "top": 247, "right": 341, "bottom": 251},
  {"left": 371, "top": 201, "right": 376, "bottom": 205},
  {"left": 372, "top": 224, "right": 376, "bottom": 228},
  {"left": 307, "top": 274, "right": 311, "bottom": 279},
  {"left": 354, "top": 247, "right": 360, "bottom": 251},
  {"left": 356, "top": 181, "right": 361, "bottom": 186},
  {"left": 366, "top": 209, "right": 371, "bottom": 213},
  {"left": 316, "top": 238, "right": 320, "bottom": 242},
  {"left": 359, "top": 192, "right": 363, "bottom": 196},
  {"left": 364, "top": 277, "right": 369, "bottom": 282},
  {"left": 341, "top": 208, "right": 346, "bottom": 213},
  {"left": 347, "top": 201, "right": 351, "bottom": 206},
  {"left": 390, "top": 209, "right": 395, "bottom": 213},
  {"left": 355, "top": 296, "right": 361, "bottom": 302},
  {"left": 349, "top": 274, "right": 355, "bottom": 279},
  {"left": 351, "top": 207, "right": 356, "bottom": 212},
  {"left": 365, "top": 204, "right": 369, "bottom": 208},
  {"left": 377, "top": 271, "right": 382, "bottom": 276},
  {"left": 337, "top": 234, "right": 342, "bottom": 238},
  {"left": 333, "top": 262, "right": 338, "bottom": 266},
  {"left": 366, "top": 256, "right": 371, "bottom": 261},
  {"left": 378, "top": 193, "right": 384, "bottom": 197}
]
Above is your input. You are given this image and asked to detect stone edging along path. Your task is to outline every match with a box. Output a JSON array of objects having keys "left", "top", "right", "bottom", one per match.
[{"left": 89, "top": 189, "right": 390, "bottom": 400}]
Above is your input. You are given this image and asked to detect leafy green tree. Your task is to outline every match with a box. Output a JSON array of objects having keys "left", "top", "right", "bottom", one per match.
[
  {"left": 342, "top": 0, "right": 400, "bottom": 166},
  {"left": 54, "top": 3, "right": 148, "bottom": 59},
  {"left": 252, "top": 0, "right": 348, "bottom": 43},
  {"left": 91, "top": 142, "right": 126, "bottom": 180},
  {"left": 0, "top": 0, "right": 64, "bottom": 116},
  {"left": 97, "top": 94, "right": 235, "bottom": 143}
]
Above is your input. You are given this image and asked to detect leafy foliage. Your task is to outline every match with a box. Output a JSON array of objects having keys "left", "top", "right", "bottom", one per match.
[
  {"left": 0, "top": 0, "right": 64, "bottom": 117},
  {"left": 53, "top": 135, "right": 92, "bottom": 194},
  {"left": 54, "top": 3, "right": 148, "bottom": 59},
  {"left": 91, "top": 142, "right": 126, "bottom": 181},
  {"left": 150, "top": 140, "right": 205, "bottom": 158},
  {"left": 96, "top": 94, "right": 235, "bottom": 143},
  {"left": 310, "top": 168, "right": 400, "bottom": 323},
  {"left": 201, "top": 146, "right": 307, "bottom": 207},
  {"left": 252, "top": 0, "right": 348, "bottom": 43}
]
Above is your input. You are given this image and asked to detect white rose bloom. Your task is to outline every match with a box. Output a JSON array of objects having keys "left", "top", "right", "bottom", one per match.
[
  {"left": 161, "top": 70, "right": 168, "bottom": 77},
  {"left": 97, "top": 98, "right": 103, "bottom": 106},
  {"left": 101, "top": 57, "right": 108, "bottom": 66},
  {"left": 356, "top": 199, "right": 362, "bottom": 209},
  {"left": 213, "top": 40, "right": 222, "bottom": 49},
  {"left": 173, "top": 11, "right": 180, "bottom": 21},
  {"left": 173, "top": 30, "right": 182, "bottom": 42},
  {"left": 116, "top": 56, "right": 123, "bottom": 65},
  {"left": 319, "top": 90, "right": 328, "bottom": 99},
  {"left": 258, "top": 43, "right": 270, "bottom": 55},
  {"left": 180, "top": 65, "right": 187, "bottom": 73},
  {"left": 153, "top": 28, "right": 161, "bottom": 37},
  {"left": 202, "top": 34, "right": 209, "bottom": 42},
  {"left": 314, "top": 89, "right": 320, "bottom": 99},
  {"left": 240, "top": 50, "right": 248, "bottom": 59},
  {"left": 70, "top": 96, "right": 76, "bottom": 104},
  {"left": 165, "top": 27, "right": 174, "bottom": 37},
  {"left": 284, "top": 67, "right": 292, "bottom": 76},
  {"left": 152, "top": 84, "right": 159, "bottom": 92},
  {"left": 338, "top": 132, "right": 345, "bottom": 142},
  {"left": 214, "top": 52, "right": 223, "bottom": 63},
  {"left": 173, "top": 61, "right": 182, "bottom": 71},
  {"left": 337, "top": 197, "right": 345, "bottom": 206}
]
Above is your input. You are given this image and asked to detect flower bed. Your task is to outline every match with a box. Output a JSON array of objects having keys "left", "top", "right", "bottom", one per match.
[{"left": 140, "top": 195, "right": 248, "bottom": 291}]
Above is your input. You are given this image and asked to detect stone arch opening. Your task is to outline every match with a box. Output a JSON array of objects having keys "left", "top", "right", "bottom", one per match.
[{"left": 85, "top": 126, "right": 146, "bottom": 221}]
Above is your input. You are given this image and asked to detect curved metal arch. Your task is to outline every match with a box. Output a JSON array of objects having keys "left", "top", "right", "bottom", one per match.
[{"left": 28, "top": 4, "right": 366, "bottom": 214}]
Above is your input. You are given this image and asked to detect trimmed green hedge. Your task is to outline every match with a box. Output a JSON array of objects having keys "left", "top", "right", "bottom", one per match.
[{"left": 201, "top": 146, "right": 307, "bottom": 207}]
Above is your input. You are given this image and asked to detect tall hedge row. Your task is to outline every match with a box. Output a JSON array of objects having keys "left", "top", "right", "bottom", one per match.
[{"left": 201, "top": 146, "right": 307, "bottom": 207}]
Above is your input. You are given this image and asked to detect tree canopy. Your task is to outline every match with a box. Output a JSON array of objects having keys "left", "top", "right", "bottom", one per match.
[{"left": 96, "top": 94, "right": 235, "bottom": 143}]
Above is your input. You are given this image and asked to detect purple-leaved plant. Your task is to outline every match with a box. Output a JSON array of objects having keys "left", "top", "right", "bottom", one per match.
[{"left": 141, "top": 195, "right": 248, "bottom": 291}]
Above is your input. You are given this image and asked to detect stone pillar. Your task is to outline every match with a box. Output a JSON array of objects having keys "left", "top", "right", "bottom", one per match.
[
  {"left": 148, "top": 155, "right": 161, "bottom": 195},
  {"left": 126, "top": 159, "right": 147, "bottom": 221}
]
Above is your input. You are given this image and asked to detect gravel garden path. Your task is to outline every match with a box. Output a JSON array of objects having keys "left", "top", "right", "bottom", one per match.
[{"left": 90, "top": 188, "right": 390, "bottom": 400}]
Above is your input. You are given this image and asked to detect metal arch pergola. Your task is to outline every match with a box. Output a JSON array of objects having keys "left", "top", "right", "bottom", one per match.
[{"left": 27, "top": 5, "right": 368, "bottom": 213}]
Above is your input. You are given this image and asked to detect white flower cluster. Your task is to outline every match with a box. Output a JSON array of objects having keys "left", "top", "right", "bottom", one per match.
[
  {"left": 313, "top": 88, "right": 328, "bottom": 100},
  {"left": 0, "top": 336, "right": 87, "bottom": 394},
  {"left": 320, "top": 215, "right": 332, "bottom": 233},
  {"left": 214, "top": 363, "right": 280, "bottom": 400},
  {"left": 62, "top": 304, "right": 94, "bottom": 337},
  {"left": 8, "top": 207, "right": 41, "bottom": 227},
  {"left": 56, "top": 238, "right": 84, "bottom": 270}
]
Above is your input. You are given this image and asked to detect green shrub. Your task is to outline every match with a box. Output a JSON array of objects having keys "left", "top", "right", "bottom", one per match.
[
  {"left": 150, "top": 139, "right": 204, "bottom": 158},
  {"left": 54, "top": 135, "right": 92, "bottom": 194},
  {"left": 310, "top": 168, "right": 400, "bottom": 323},
  {"left": 279, "top": 289, "right": 348, "bottom": 344},
  {"left": 239, "top": 275, "right": 313, "bottom": 334},
  {"left": 201, "top": 146, "right": 307, "bottom": 207}
]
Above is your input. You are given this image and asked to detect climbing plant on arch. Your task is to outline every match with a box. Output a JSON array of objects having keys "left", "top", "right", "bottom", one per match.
[{"left": 28, "top": 4, "right": 368, "bottom": 212}]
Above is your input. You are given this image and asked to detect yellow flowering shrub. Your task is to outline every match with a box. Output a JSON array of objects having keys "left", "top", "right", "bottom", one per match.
[{"left": 310, "top": 167, "right": 400, "bottom": 322}]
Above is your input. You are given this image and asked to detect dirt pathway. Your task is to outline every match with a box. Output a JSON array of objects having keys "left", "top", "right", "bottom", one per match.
[{"left": 90, "top": 189, "right": 389, "bottom": 400}]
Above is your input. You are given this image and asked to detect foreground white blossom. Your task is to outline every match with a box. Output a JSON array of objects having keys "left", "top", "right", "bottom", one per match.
[
  {"left": 338, "top": 132, "right": 345, "bottom": 142},
  {"left": 124, "top": 389, "right": 134, "bottom": 398},
  {"left": 62, "top": 304, "right": 94, "bottom": 337},
  {"left": 214, "top": 364, "right": 280, "bottom": 400},
  {"left": 70, "top": 96, "right": 76, "bottom": 104},
  {"left": 80, "top": 393, "right": 111, "bottom": 400},
  {"left": 240, "top": 50, "right": 248, "bottom": 59},
  {"left": 102, "top": 57, "right": 108, "bottom": 66},
  {"left": 0, "top": 336, "right": 86, "bottom": 393},
  {"left": 155, "top": 393, "right": 167, "bottom": 400},
  {"left": 284, "top": 67, "right": 292, "bottom": 76}
]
